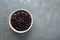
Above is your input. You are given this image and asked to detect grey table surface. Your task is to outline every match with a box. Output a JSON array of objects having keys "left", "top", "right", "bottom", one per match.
[{"left": 0, "top": 0, "right": 60, "bottom": 40}]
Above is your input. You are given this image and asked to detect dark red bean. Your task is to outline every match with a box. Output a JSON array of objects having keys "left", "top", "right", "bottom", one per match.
[{"left": 11, "top": 10, "right": 31, "bottom": 31}]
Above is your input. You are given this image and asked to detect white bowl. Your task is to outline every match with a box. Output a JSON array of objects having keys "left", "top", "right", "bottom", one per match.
[{"left": 9, "top": 9, "right": 33, "bottom": 33}]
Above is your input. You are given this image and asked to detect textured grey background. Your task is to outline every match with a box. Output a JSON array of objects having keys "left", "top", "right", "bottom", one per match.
[{"left": 0, "top": 0, "right": 60, "bottom": 40}]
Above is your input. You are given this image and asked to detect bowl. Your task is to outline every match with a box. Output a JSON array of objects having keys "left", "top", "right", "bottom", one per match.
[{"left": 9, "top": 9, "right": 33, "bottom": 33}]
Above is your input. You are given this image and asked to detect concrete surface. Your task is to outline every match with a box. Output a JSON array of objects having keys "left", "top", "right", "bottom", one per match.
[{"left": 0, "top": 0, "right": 60, "bottom": 40}]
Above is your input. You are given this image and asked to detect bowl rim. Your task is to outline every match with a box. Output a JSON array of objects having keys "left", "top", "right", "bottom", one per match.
[{"left": 9, "top": 9, "right": 33, "bottom": 33}]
